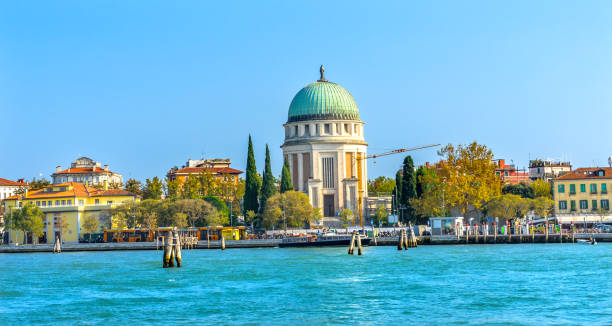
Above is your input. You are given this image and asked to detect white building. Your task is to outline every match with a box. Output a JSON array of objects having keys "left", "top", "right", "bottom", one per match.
[
  {"left": 281, "top": 66, "right": 367, "bottom": 225},
  {"left": 52, "top": 157, "right": 123, "bottom": 186},
  {"left": 529, "top": 159, "right": 572, "bottom": 182},
  {"left": 0, "top": 178, "right": 27, "bottom": 200}
]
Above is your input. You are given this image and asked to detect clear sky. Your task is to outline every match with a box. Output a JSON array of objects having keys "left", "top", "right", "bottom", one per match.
[{"left": 2, "top": 1, "right": 612, "bottom": 182}]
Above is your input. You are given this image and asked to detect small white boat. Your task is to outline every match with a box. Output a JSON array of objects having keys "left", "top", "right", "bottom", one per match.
[{"left": 577, "top": 239, "right": 597, "bottom": 245}]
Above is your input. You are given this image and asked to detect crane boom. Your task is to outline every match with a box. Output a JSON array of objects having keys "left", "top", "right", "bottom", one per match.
[
  {"left": 364, "top": 144, "right": 441, "bottom": 160},
  {"left": 355, "top": 143, "right": 441, "bottom": 227}
]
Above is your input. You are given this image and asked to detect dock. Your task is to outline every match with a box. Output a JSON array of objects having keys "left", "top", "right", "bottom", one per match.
[{"left": 1, "top": 233, "right": 610, "bottom": 253}]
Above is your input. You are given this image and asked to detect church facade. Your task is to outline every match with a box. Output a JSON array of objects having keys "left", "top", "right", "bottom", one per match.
[{"left": 281, "top": 67, "right": 367, "bottom": 224}]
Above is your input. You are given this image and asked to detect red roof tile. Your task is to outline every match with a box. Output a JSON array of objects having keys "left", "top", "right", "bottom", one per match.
[
  {"left": 0, "top": 178, "right": 27, "bottom": 187},
  {"left": 555, "top": 167, "right": 612, "bottom": 180},
  {"left": 52, "top": 167, "right": 115, "bottom": 175}
]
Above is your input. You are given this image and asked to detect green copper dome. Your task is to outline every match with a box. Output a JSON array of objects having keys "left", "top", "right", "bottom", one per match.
[{"left": 288, "top": 71, "right": 359, "bottom": 123}]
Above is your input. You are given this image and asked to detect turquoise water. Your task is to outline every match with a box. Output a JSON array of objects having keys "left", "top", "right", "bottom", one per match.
[{"left": 1, "top": 244, "right": 611, "bottom": 325}]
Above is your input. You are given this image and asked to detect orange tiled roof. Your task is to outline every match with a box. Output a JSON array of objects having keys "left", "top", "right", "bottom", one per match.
[
  {"left": 0, "top": 178, "right": 27, "bottom": 187},
  {"left": 555, "top": 167, "right": 612, "bottom": 181},
  {"left": 52, "top": 167, "right": 114, "bottom": 175},
  {"left": 4, "top": 182, "right": 136, "bottom": 200},
  {"left": 168, "top": 166, "right": 243, "bottom": 175}
]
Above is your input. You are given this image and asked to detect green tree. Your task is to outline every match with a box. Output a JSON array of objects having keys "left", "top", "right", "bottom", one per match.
[
  {"left": 280, "top": 156, "right": 293, "bottom": 193},
  {"left": 373, "top": 205, "right": 388, "bottom": 226},
  {"left": 124, "top": 179, "right": 142, "bottom": 196},
  {"left": 262, "top": 191, "right": 314, "bottom": 230},
  {"left": 409, "top": 167, "right": 446, "bottom": 220},
  {"left": 400, "top": 155, "right": 417, "bottom": 223},
  {"left": 531, "top": 196, "right": 554, "bottom": 218},
  {"left": 12, "top": 203, "right": 45, "bottom": 244},
  {"left": 202, "top": 196, "right": 229, "bottom": 225},
  {"left": 81, "top": 214, "right": 99, "bottom": 242},
  {"left": 393, "top": 170, "right": 403, "bottom": 215},
  {"left": 438, "top": 142, "right": 501, "bottom": 217},
  {"left": 531, "top": 179, "right": 552, "bottom": 199},
  {"left": 181, "top": 176, "right": 199, "bottom": 199},
  {"left": 502, "top": 182, "right": 534, "bottom": 199},
  {"left": 28, "top": 178, "right": 50, "bottom": 190},
  {"left": 367, "top": 176, "right": 395, "bottom": 195},
  {"left": 244, "top": 135, "right": 260, "bottom": 214},
  {"left": 143, "top": 177, "right": 163, "bottom": 200},
  {"left": 165, "top": 178, "right": 181, "bottom": 199},
  {"left": 110, "top": 202, "right": 132, "bottom": 229},
  {"left": 339, "top": 209, "right": 353, "bottom": 228},
  {"left": 245, "top": 210, "right": 257, "bottom": 228},
  {"left": 259, "top": 144, "right": 277, "bottom": 217},
  {"left": 135, "top": 199, "right": 160, "bottom": 230},
  {"left": 173, "top": 199, "right": 220, "bottom": 227},
  {"left": 486, "top": 194, "right": 522, "bottom": 222}
]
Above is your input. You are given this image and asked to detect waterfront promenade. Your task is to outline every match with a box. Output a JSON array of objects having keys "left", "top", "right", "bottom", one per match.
[{"left": 2, "top": 233, "right": 610, "bottom": 253}]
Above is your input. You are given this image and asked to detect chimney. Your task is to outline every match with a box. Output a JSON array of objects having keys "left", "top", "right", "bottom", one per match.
[
  {"left": 56, "top": 166, "right": 61, "bottom": 173},
  {"left": 104, "top": 165, "right": 109, "bottom": 171},
  {"left": 103, "top": 180, "right": 108, "bottom": 190},
  {"left": 499, "top": 159, "right": 505, "bottom": 168}
]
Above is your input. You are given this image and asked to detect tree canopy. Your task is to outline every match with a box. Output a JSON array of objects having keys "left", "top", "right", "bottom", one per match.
[
  {"left": 262, "top": 191, "right": 314, "bottom": 230},
  {"left": 367, "top": 176, "right": 395, "bottom": 195},
  {"left": 438, "top": 142, "right": 501, "bottom": 217}
]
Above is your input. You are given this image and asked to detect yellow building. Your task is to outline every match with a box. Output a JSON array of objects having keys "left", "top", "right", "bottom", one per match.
[
  {"left": 552, "top": 167, "right": 611, "bottom": 223},
  {"left": 3, "top": 182, "right": 138, "bottom": 244}
]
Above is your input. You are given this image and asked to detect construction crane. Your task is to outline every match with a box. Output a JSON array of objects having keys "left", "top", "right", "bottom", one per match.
[{"left": 354, "top": 143, "right": 441, "bottom": 227}]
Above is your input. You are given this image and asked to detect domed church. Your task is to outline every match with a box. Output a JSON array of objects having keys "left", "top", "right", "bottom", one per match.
[{"left": 282, "top": 66, "right": 367, "bottom": 225}]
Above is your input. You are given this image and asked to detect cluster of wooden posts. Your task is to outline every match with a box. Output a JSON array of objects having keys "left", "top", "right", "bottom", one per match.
[
  {"left": 398, "top": 223, "right": 418, "bottom": 250},
  {"left": 461, "top": 220, "right": 579, "bottom": 244},
  {"left": 53, "top": 236, "right": 61, "bottom": 253},
  {"left": 162, "top": 230, "right": 183, "bottom": 268},
  {"left": 347, "top": 231, "right": 364, "bottom": 255}
]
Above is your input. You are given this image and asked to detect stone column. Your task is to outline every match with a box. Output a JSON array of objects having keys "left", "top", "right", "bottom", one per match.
[{"left": 297, "top": 153, "right": 304, "bottom": 192}]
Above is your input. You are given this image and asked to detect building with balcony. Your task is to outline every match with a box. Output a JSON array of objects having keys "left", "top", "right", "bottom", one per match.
[
  {"left": 529, "top": 159, "right": 572, "bottom": 182},
  {"left": 52, "top": 157, "right": 123, "bottom": 186},
  {"left": 3, "top": 182, "right": 138, "bottom": 244},
  {"left": 281, "top": 66, "right": 367, "bottom": 225},
  {"left": 552, "top": 167, "right": 612, "bottom": 223},
  {"left": 166, "top": 158, "right": 243, "bottom": 192},
  {"left": 494, "top": 159, "right": 529, "bottom": 184}
]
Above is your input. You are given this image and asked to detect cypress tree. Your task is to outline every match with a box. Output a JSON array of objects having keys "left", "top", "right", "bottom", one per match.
[
  {"left": 394, "top": 170, "right": 403, "bottom": 216},
  {"left": 400, "top": 155, "right": 417, "bottom": 223},
  {"left": 259, "top": 145, "right": 276, "bottom": 215},
  {"left": 280, "top": 156, "right": 293, "bottom": 193},
  {"left": 243, "top": 135, "right": 260, "bottom": 216}
]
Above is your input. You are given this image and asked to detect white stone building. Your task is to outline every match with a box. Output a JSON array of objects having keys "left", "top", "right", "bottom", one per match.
[
  {"left": 281, "top": 67, "right": 367, "bottom": 225},
  {"left": 52, "top": 157, "right": 123, "bottom": 186}
]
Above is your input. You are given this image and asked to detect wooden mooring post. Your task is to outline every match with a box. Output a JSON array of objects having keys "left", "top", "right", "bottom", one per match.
[
  {"left": 465, "top": 223, "right": 469, "bottom": 244},
  {"left": 174, "top": 230, "right": 182, "bottom": 267},
  {"left": 475, "top": 224, "right": 479, "bottom": 244},
  {"left": 571, "top": 221, "right": 575, "bottom": 243},
  {"left": 507, "top": 220, "right": 512, "bottom": 244},
  {"left": 357, "top": 232, "right": 363, "bottom": 255},
  {"left": 372, "top": 225, "right": 377, "bottom": 246},
  {"left": 559, "top": 223, "right": 563, "bottom": 244},
  {"left": 163, "top": 232, "right": 174, "bottom": 268},
  {"left": 53, "top": 235, "right": 61, "bottom": 254},
  {"left": 531, "top": 222, "right": 535, "bottom": 243},
  {"left": 397, "top": 229, "right": 403, "bottom": 250},
  {"left": 493, "top": 222, "right": 497, "bottom": 244},
  {"left": 349, "top": 231, "right": 356, "bottom": 255},
  {"left": 483, "top": 223, "right": 487, "bottom": 244},
  {"left": 408, "top": 223, "right": 418, "bottom": 248},
  {"left": 221, "top": 235, "right": 226, "bottom": 250},
  {"left": 545, "top": 219, "right": 549, "bottom": 243}
]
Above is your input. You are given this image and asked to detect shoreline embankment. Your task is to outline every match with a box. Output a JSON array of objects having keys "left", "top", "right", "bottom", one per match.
[{"left": 1, "top": 233, "right": 611, "bottom": 253}]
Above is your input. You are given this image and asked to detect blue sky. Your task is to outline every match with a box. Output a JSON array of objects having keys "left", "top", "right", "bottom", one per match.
[{"left": 2, "top": 1, "right": 612, "bottom": 182}]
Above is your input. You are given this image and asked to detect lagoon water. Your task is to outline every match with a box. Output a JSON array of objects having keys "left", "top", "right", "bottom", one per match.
[{"left": 1, "top": 244, "right": 611, "bottom": 325}]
